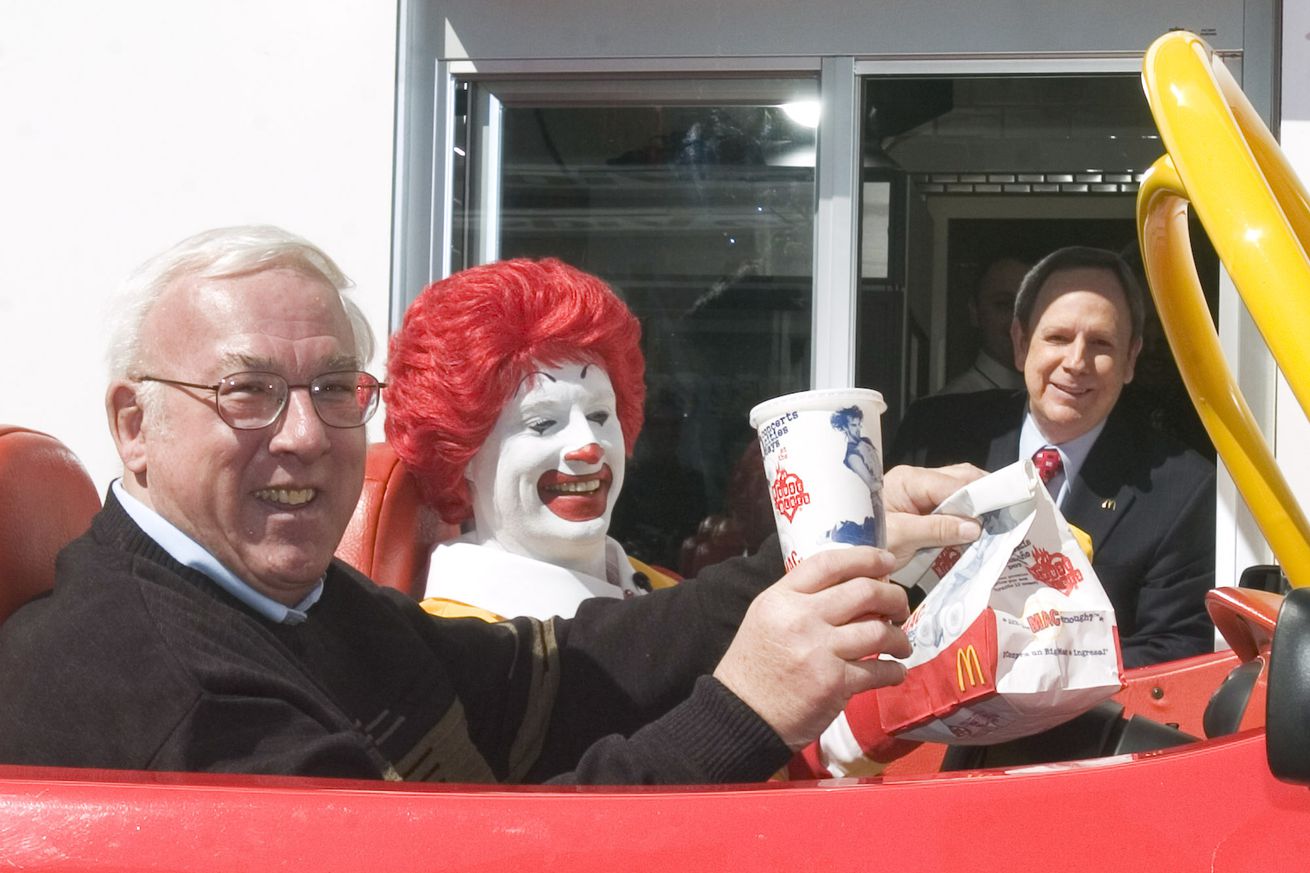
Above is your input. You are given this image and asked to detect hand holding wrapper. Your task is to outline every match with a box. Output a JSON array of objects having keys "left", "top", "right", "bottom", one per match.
[{"left": 796, "top": 460, "right": 1125, "bottom": 777}]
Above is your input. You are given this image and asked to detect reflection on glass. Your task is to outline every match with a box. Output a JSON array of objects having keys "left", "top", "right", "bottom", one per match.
[
  {"left": 861, "top": 181, "right": 891, "bottom": 279},
  {"left": 453, "top": 82, "right": 817, "bottom": 571}
]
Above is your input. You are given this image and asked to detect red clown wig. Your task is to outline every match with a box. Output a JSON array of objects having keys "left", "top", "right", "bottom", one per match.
[{"left": 385, "top": 258, "right": 646, "bottom": 524}]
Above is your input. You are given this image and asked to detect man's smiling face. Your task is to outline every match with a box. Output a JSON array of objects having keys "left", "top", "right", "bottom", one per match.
[
  {"left": 1012, "top": 266, "right": 1142, "bottom": 445},
  {"left": 122, "top": 267, "right": 366, "bottom": 605}
]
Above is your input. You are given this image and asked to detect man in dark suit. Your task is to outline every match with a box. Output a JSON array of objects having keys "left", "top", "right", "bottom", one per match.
[{"left": 892, "top": 246, "right": 1215, "bottom": 668}]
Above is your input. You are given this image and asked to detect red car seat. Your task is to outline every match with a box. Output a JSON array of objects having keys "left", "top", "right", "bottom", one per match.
[
  {"left": 335, "top": 442, "right": 459, "bottom": 599},
  {"left": 0, "top": 425, "right": 101, "bottom": 626}
]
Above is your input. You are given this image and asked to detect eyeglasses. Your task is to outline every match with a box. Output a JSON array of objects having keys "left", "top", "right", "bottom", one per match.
[{"left": 135, "top": 370, "right": 386, "bottom": 430}]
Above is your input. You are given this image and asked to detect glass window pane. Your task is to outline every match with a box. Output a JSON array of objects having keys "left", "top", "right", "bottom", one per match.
[
  {"left": 454, "top": 78, "right": 818, "bottom": 572},
  {"left": 856, "top": 74, "right": 1218, "bottom": 461}
]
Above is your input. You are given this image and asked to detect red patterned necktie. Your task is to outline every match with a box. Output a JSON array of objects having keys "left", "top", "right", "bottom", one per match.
[{"left": 1032, "top": 447, "right": 1063, "bottom": 485}]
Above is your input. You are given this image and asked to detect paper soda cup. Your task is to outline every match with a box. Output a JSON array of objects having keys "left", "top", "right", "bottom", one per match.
[{"left": 748, "top": 388, "right": 887, "bottom": 572}]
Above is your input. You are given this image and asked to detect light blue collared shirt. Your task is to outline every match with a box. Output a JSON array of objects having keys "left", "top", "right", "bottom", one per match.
[
  {"left": 112, "top": 480, "right": 323, "bottom": 624},
  {"left": 1018, "top": 411, "right": 1107, "bottom": 508}
]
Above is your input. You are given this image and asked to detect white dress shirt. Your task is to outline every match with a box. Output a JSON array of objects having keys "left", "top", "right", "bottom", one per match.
[
  {"left": 937, "top": 351, "right": 1025, "bottom": 395},
  {"left": 112, "top": 480, "right": 323, "bottom": 624},
  {"left": 1018, "top": 412, "right": 1107, "bottom": 507}
]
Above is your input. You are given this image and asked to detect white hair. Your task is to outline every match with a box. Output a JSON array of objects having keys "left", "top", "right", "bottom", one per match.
[{"left": 105, "top": 225, "right": 375, "bottom": 381}]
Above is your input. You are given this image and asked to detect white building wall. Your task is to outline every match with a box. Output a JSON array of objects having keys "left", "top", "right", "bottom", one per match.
[
  {"left": 0, "top": 1, "right": 399, "bottom": 491},
  {"left": 1277, "top": 3, "right": 1310, "bottom": 513}
]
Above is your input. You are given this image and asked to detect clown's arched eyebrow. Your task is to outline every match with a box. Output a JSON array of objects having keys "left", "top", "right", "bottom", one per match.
[
  {"left": 516, "top": 363, "right": 595, "bottom": 393},
  {"left": 537, "top": 364, "right": 595, "bottom": 380},
  {"left": 513, "top": 370, "right": 554, "bottom": 395}
]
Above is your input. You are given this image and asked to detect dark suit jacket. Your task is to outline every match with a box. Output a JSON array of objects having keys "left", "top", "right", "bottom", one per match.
[{"left": 891, "top": 389, "right": 1216, "bottom": 668}]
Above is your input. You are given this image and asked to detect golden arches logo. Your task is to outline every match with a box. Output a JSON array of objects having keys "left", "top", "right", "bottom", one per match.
[{"left": 955, "top": 645, "right": 987, "bottom": 691}]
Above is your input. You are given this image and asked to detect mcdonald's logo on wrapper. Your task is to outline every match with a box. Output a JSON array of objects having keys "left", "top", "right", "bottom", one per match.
[
  {"left": 955, "top": 645, "right": 987, "bottom": 691},
  {"left": 873, "top": 461, "right": 1122, "bottom": 748}
]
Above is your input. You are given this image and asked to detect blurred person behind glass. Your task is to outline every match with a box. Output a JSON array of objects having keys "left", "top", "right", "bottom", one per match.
[{"left": 936, "top": 254, "right": 1031, "bottom": 395}]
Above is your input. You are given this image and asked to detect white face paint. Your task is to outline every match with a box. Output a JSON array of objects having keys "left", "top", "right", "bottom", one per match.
[{"left": 465, "top": 362, "right": 625, "bottom": 575}]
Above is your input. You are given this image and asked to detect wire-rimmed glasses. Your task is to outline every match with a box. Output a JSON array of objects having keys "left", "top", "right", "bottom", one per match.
[{"left": 135, "top": 370, "right": 385, "bottom": 430}]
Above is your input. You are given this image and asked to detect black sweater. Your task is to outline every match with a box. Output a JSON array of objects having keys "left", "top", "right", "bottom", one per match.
[{"left": 0, "top": 495, "right": 790, "bottom": 784}]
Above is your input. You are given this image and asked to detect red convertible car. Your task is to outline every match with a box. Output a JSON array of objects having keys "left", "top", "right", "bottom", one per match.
[{"left": 1, "top": 32, "right": 1308, "bottom": 871}]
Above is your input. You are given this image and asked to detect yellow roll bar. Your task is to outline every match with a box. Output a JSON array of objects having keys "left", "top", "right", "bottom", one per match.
[{"left": 1136, "top": 30, "right": 1310, "bottom": 588}]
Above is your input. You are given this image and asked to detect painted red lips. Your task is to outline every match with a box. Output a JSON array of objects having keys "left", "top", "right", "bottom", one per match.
[{"left": 537, "top": 464, "right": 614, "bottom": 521}]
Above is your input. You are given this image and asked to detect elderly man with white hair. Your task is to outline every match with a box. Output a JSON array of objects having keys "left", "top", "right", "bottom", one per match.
[{"left": 0, "top": 225, "right": 980, "bottom": 783}]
